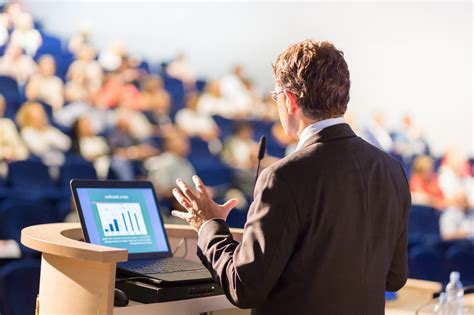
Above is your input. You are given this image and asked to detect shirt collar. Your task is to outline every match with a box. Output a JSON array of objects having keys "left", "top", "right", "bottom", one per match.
[{"left": 295, "top": 117, "right": 346, "bottom": 152}]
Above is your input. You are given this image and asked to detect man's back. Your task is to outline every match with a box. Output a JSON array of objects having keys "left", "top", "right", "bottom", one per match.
[{"left": 252, "top": 123, "right": 410, "bottom": 314}]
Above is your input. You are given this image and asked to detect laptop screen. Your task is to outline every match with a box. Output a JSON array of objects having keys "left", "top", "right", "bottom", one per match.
[{"left": 75, "top": 186, "right": 170, "bottom": 255}]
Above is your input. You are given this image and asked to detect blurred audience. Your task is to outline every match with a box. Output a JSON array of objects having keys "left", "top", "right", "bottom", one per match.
[
  {"left": 219, "top": 65, "right": 254, "bottom": 119},
  {"left": 26, "top": 54, "right": 64, "bottom": 111},
  {"left": 107, "top": 112, "right": 158, "bottom": 180},
  {"left": 145, "top": 129, "right": 195, "bottom": 199},
  {"left": 71, "top": 116, "right": 110, "bottom": 179},
  {"left": 175, "top": 93, "right": 220, "bottom": 142},
  {"left": 0, "top": 94, "right": 28, "bottom": 163},
  {"left": 409, "top": 155, "right": 445, "bottom": 210},
  {"left": 392, "top": 114, "right": 431, "bottom": 163},
  {"left": 197, "top": 80, "right": 231, "bottom": 117},
  {"left": 9, "top": 12, "right": 41, "bottom": 56},
  {"left": 98, "top": 41, "right": 126, "bottom": 72},
  {"left": 0, "top": 43, "right": 36, "bottom": 85},
  {"left": 67, "top": 45, "right": 103, "bottom": 95},
  {"left": 16, "top": 102, "right": 71, "bottom": 169},
  {"left": 363, "top": 112, "right": 393, "bottom": 152},
  {"left": 166, "top": 53, "right": 196, "bottom": 90}
]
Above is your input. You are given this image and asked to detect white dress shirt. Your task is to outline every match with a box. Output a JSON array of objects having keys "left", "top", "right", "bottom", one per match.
[
  {"left": 295, "top": 117, "right": 346, "bottom": 152},
  {"left": 197, "top": 117, "right": 346, "bottom": 236}
]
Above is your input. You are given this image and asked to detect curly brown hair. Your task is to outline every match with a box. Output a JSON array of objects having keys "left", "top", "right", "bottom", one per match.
[{"left": 272, "top": 39, "right": 350, "bottom": 120}]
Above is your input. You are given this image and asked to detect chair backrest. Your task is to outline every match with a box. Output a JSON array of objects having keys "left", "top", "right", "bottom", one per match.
[
  {"left": 7, "top": 160, "right": 55, "bottom": 188},
  {"left": 446, "top": 243, "right": 474, "bottom": 285},
  {"left": 0, "top": 199, "right": 59, "bottom": 242},
  {"left": 0, "top": 75, "right": 22, "bottom": 119},
  {"left": 213, "top": 115, "right": 235, "bottom": 140},
  {"left": 408, "top": 244, "right": 446, "bottom": 282},
  {"left": 0, "top": 259, "right": 41, "bottom": 315},
  {"left": 408, "top": 205, "right": 441, "bottom": 244},
  {"left": 59, "top": 159, "right": 97, "bottom": 188}
]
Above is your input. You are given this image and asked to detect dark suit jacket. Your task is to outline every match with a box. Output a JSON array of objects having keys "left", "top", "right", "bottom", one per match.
[{"left": 197, "top": 123, "right": 411, "bottom": 315}]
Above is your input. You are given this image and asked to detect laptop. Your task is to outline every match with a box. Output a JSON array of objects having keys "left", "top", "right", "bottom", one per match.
[{"left": 71, "top": 179, "right": 213, "bottom": 285}]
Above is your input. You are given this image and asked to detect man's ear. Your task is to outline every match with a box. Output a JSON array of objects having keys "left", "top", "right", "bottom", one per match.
[{"left": 284, "top": 90, "right": 299, "bottom": 114}]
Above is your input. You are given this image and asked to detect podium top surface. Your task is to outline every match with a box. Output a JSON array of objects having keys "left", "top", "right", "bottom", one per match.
[{"left": 21, "top": 222, "right": 128, "bottom": 263}]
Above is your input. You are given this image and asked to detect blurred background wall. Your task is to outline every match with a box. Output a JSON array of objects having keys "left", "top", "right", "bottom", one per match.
[{"left": 25, "top": 1, "right": 473, "bottom": 156}]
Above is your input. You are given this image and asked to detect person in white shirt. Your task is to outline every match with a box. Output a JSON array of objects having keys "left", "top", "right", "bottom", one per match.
[
  {"left": 0, "top": 95, "right": 29, "bottom": 163},
  {"left": 67, "top": 46, "right": 103, "bottom": 94},
  {"left": 98, "top": 41, "right": 126, "bottom": 72},
  {"left": 219, "top": 65, "right": 254, "bottom": 118},
  {"left": 363, "top": 111, "right": 393, "bottom": 152},
  {"left": 0, "top": 43, "right": 37, "bottom": 85},
  {"left": 176, "top": 93, "right": 220, "bottom": 142},
  {"left": 16, "top": 102, "right": 71, "bottom": 167},
  {"left": 71, "top": 116, "right": 110, "bottom": 179},
  {"left": 166, "top": 53, "right": 196, "bottom": 90},
  {"left": 197, "top": 80, "right": 232, "bottom": 117},
  {"left": 26, "top": 54, "right": 64, "bottom": 111},
  {"left": 145, "top": 129, "right": 196, "bottom": 199},
  {"left": 438, "top": 149, "right": 474, "bottom": 240},
  {"left": 10, "top": 12, "right": 42, "bottom": 56}
]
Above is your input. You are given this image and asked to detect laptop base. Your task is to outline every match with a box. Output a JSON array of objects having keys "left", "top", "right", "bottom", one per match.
[{"left": 116, "top": 279, "right": 224, "bottom": 304}]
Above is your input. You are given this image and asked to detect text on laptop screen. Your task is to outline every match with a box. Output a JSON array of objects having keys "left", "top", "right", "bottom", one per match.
[{"left": 77, "top": 188, "right": 169, "bottom": 254}]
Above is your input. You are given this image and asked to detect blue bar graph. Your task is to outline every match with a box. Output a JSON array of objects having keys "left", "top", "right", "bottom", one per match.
[
  {"left": 109, "top": 223, "right": 114, "bottom": 232},
  {"left": 113, "top": 219, "right": 119, "bottom": 232},
  {"left": 134, "top": 213, "right": 141, "bottom": 231},
  {"left": 128, "top": 211, "right": 134, "bottom": 231},
  {"left": 122, "top": 213, "right": 128, "bottom": 231}
]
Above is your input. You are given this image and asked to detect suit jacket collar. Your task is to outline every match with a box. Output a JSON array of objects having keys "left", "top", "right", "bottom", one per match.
[{"left": 299, "top": 123, "right": 357, "bottom": 150}]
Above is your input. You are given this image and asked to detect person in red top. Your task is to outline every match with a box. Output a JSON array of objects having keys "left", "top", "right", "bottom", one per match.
[{"left": 409, "top": 155, "right": 446, "bottom": 210}]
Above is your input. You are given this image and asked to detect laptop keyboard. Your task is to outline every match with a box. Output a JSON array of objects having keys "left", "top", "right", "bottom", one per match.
[{"left": 120, "top": 257, "right": 206, "bottom": 274}]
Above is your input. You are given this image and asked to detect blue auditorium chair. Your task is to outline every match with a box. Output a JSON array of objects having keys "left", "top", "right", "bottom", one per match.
[
  {"left": 162, "top": 75, "right": 186, "bottom": 119},
  {"left": 408, "top": 244, "right": 446, "bottom": 282},
  {"left": 408, "top": 205, "right": 441, "bottom": 245},
  {"left": 213, "top": 115, "right": 235, "bottom": 140},
  {"left": 251, "top": 120, "right": 273, "bottom": 140},
  {"left": 0, "top": 259, "right": 41, "bottom": 315},
  {"left": 446, "top": 243, "right": 474, "bottom": 286},
  {"left": 6, "top": 160, "right": 59, "bottom": 201},
  {"left": 56, "top": 155, "right": 97, "bottom": 220},
  {"left": 35, "top": 32, "right": 62, "bottom": 58},
  {"left": 0, "top": 75, "right": 23, "bottom": 119},
  {"left": 196, "top": 80, "right": 207, "bottom": 93},
  {"left": 0, "top": 198, "right": 59, "bottom": 249}
]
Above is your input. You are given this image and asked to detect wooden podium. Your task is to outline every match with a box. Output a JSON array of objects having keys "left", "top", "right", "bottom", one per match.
[
  {"left": 21, "top": 222, "right": 457, "bottom": 315},
  {"left": 20, "top": 222, "right": 243, "bottom": 315}
]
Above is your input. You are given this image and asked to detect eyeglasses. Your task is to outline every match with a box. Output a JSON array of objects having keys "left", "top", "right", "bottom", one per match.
[{"left": 269, "top": 89, "right": 285, "bottom": 102}]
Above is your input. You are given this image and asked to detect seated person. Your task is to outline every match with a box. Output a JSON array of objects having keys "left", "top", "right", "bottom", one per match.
[
  {"left": 71, "top": 116, "right": 110, "bottom": 179},
  {"left": 0, "top": 43, "right": 37, "bottom": 85},
  {"left": 26, "top": 54, "right": 64, "bottom": 111},
  {"left": 166, "top": 53, "right": 196, "bottom": 90},
  {"left": 107, "top": 114, "right": 158, "bottom": 180},
  {"left": 175, "top": 93, "right": 220, "bottom": 142},
  {"left": 145, "top": 129, "right": 196, "bottom": 214},
  {"left": 9, "top": 12, "right": 42, "bottom": 56},
  {"left": 221, "top": 122, "right": 258, "bottom": 196},
  {"left": 196, "top": 80, "right": 232, "bottom": 117},
  {"left": 409, "top": 155, "right": 445, "bottom": 210},
  {"left": 0, "top": 94, "right": 29, "bottom": 163},
  {"left": 141, "top": 75, "right": 171, "bottom": 126},
  {"left": 66, "top": 45, "right": 103, "bottom": 94},
  {"left": 16, "top": 101, "right": 71, "bottom": 168}
]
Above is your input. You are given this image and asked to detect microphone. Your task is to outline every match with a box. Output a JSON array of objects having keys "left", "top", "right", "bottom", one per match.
[{"left": 255, "top": 135, "right": 266, "bottom": 185}]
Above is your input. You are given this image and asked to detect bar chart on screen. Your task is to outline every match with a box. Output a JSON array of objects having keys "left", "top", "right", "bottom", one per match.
[{"left": 96, "top": 202, "right": 148, "bottom": 236}]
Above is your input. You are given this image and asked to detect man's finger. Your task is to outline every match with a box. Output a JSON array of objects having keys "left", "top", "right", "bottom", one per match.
[
  {"left": 176, "top": 178, "right": 198, "bottom": 202},
  {"left": 172, "top": 188, "right": 192, "bottom": 210},
  {"left": 192, "top": 175, "right": 209, "bottom": 199},
  {"left": 171, "top": 210, "right": 191, "bottom": 221},
  {"left": 222, "top": 198, "right": 239, "bottom": 211}
]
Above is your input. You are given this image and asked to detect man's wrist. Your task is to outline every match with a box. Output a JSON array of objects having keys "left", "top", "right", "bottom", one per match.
[{"left": 198, "top": 219, "right": 217, "bottom": 236}]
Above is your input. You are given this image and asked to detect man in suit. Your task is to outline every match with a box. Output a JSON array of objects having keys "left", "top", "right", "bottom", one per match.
[{"left": 172, "top": 39, "right": 411, "bottom": 314}]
